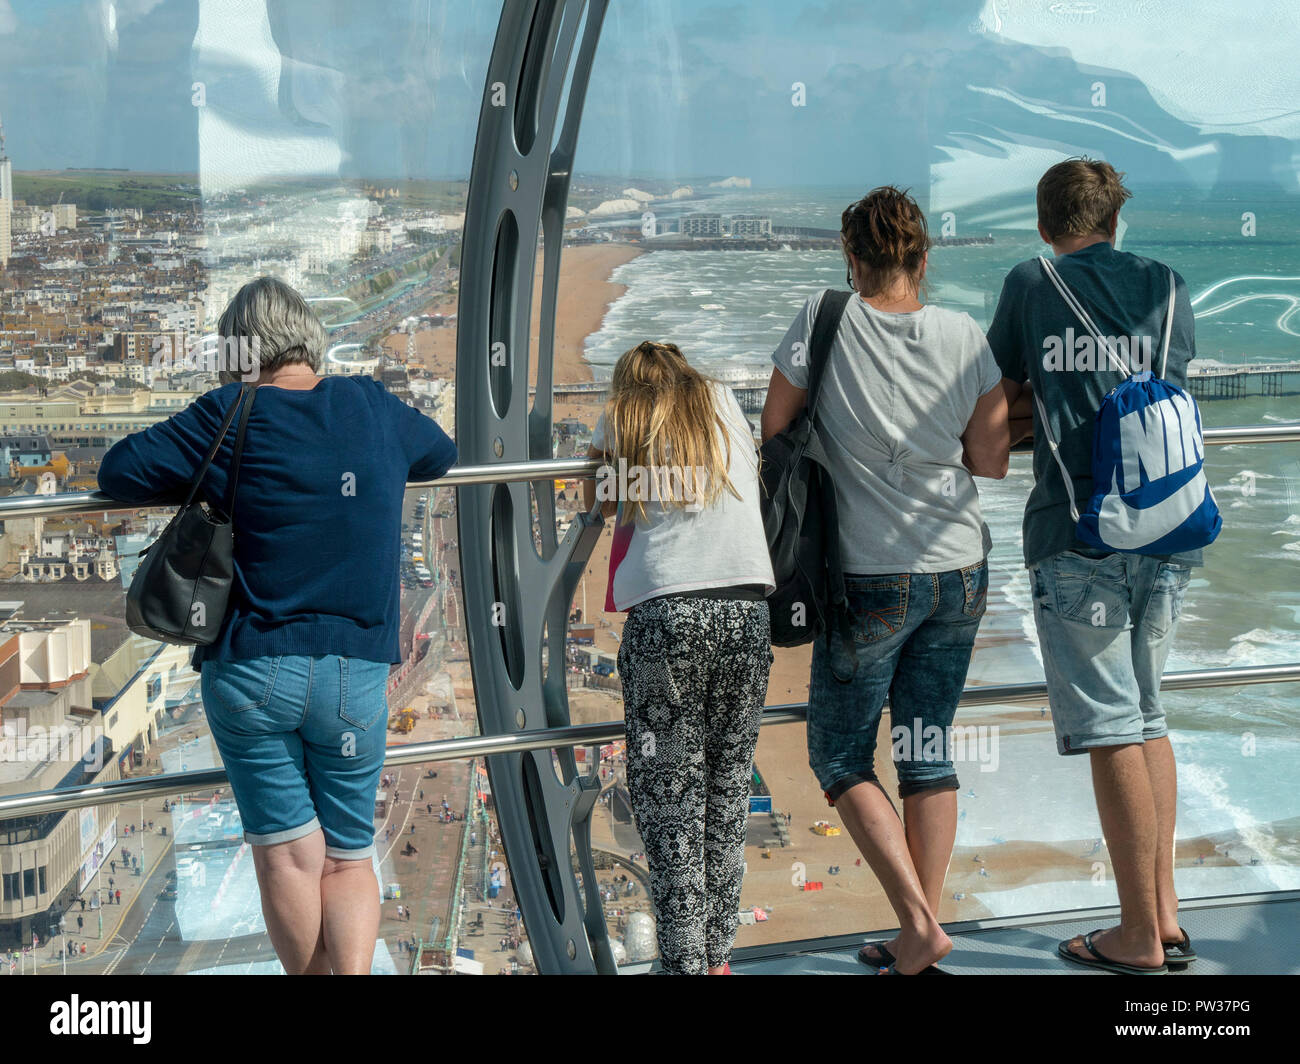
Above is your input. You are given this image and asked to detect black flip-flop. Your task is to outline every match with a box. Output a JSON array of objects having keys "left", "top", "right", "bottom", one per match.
[
  {"left": 880, "top": 962, "right": 949, "bottom": 975},
  {"left": 1163, "top": 929, "right": 1197, "bottom": 965},
  {"left": 1058, "top": 930, "right": 1168, "bottom": 975},
  {"left": 857, "top": 942, "right": 896, "bottom": 968}
]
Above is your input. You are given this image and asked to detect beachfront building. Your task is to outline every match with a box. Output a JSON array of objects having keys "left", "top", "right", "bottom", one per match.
[
  {"left": 679, "top": 212, "right": 723, "bottom": 237},
  {"left": 0, "top": 197, "right": 9, "bottom": 271},
  {"left": 0, "top": 623, "right": 122, "bottom": 950},
  {"left": 728, "top": 215, "right": 772, "bottom": 238},
  {"left": 0, "top": 115, "right": 10, "bottom": 270}
]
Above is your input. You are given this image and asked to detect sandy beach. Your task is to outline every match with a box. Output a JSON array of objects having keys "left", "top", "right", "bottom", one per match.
[{"left": 388, "top": 242, "right": 643, "bottom": 393}]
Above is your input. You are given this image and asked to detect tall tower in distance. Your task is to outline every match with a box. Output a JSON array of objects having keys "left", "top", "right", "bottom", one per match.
[{"left": 0, "top": 111, "right": 12, "bottom": 269}]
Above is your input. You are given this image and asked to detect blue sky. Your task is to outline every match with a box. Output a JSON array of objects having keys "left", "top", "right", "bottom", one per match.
[{"left": 0, "top": 0, "right": 1297, "bottom": 197}]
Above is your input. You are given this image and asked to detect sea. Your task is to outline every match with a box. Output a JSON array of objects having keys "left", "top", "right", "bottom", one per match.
[{"left": 582, "top": 184, "right": 1300, "bottom": 910}]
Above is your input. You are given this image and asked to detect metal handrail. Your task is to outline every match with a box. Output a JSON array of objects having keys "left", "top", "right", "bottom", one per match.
[
  {"left": 3, "top": 662, "right": 1297, "bottom": 819},
  {"left": 1, "top": 423, "right": 1296, "bottom": 521}
]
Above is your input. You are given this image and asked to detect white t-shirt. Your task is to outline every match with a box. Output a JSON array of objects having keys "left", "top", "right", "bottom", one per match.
[
  {"left": 772, "top": 291, "right": 1003, "bottom": 574},
  {"left": 591, "top": 382, "right": 776, "bottom": 611}
]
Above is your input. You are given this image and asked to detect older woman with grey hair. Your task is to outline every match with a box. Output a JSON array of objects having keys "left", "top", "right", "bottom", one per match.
[{"left": 100, "top": 276, "right": 457, "bottom": 974}]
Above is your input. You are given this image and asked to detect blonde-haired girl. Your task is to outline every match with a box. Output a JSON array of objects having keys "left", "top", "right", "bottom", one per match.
[{"left": 583, "top": 340, "right": 774, "bottom": 975}]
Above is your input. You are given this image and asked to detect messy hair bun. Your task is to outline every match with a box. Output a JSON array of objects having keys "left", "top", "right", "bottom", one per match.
[{"left": 841, "top": 186, "right": 930, "bottom": 298}]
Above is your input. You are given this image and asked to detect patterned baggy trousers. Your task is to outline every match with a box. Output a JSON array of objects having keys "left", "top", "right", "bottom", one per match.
[{"left": 618, "top": 596, "right": 773, "bottom": 974}]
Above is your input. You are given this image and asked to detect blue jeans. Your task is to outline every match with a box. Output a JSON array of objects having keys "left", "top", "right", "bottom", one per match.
[
  {"left": 807, "top": 562, "right": 987, "bottom": 801},
  {"left": 1030, "top": 548, "right": 1191, "bottom": 755},
  {"left": 200, "top": 654, "right": 391, "bottom": 859}
]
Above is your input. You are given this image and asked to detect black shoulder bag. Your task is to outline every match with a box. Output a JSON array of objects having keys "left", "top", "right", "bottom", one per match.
[
  {"left": 125, "top": 383, "right": 256, "bottom": 645},
  {"left": 760, "top": 288, "right": 856, "bottom": 676}
]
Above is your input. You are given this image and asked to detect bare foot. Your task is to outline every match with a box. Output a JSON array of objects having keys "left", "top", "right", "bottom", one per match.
[{"left": 889, "top": 923, "right": 952, "bottom": 975}]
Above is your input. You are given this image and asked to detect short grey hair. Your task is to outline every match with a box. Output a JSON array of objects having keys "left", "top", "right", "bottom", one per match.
[{"left": 216, "top": 276, "right": 326, "bottom": 384}]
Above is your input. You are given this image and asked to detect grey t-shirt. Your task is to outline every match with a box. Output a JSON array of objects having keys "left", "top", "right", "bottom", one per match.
[
  {"left": 986, "top": 242, "right": 1200, "bottom": 568},
  {"left": 772, "top": 291, "right": 1003, "bottom": 575}
]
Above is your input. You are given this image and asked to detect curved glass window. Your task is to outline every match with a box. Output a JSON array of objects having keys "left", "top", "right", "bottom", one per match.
[
  {"left": 555, "top": 0, "right": 1300, "bottom": 958},
  {"left": 0, "top": 0, "right": 1296, "bottom": 974}
]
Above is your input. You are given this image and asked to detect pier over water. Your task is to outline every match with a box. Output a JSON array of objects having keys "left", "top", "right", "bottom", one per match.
[{"left": 1187, "top": 363, "right": 1300, "bottom": 399}]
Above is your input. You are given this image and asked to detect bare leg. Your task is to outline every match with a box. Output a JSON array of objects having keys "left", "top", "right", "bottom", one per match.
[
  {"left": 903, "top": 788, "right": 957, "bottom": 915},
  {"left": 1142, "top": 736, "right": 1182, "bottom": 942},
  {"left": 834, "top": 781, "right": 951, "bottom": 973},
  {"left": 1062, "top": 744, "right": 1164, "bottom": 968},
  {"left": 861, "top": 789, "right": 956, "bottom": 963},
  {"left": 251, "top": 831, "right": 329, "bottom": 975},
  {"left": 320, "top": 855, "right": 380, "bottom": 974}
]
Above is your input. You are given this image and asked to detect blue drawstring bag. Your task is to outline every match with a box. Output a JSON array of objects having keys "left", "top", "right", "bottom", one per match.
[{"left": 1035, "top": 255, "right": 1222, "bottom": 555}]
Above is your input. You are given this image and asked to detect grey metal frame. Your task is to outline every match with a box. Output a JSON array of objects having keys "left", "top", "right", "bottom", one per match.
[
  {"left": 454, "top": 0, "right": 616, "bottom": 975},
  {"left": 1, "top": 423, "right": 1295, "bottom": 523},
  {"left": 0, "top": 423, "right": 1292, "bottom": 522},
  {"left": 3, "top": 663, "right": 1297, "bottom": 821}
]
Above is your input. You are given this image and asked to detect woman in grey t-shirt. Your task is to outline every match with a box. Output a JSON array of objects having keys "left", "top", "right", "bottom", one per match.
[{"left": 762, "top": 186, "right": 1011, "bottom": 974}]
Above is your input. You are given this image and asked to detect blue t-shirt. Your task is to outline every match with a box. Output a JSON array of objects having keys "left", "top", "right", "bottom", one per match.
[
  {"left": 98, "top": 375, "right": 458, "bottom": 669},
  {"left": 986, "top": 241, "right": 1201, "bottom": 568}
]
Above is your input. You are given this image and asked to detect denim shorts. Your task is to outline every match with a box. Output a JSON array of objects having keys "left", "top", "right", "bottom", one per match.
[
  {"left": 1029, "top": 548, "right": 1191, "bottom": 755},
  {"left": 807, "top": 561, "right": 987, "bottom": 801},
  {"left": 200, "top": 654, "right": 391, "bottom": 859}
]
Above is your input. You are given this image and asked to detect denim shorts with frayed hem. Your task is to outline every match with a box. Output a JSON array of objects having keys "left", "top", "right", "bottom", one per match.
[
  {"left": 200, "top": 654, "right": 391, "bottom": 859},
  {"left": 807, "top": 562, "right": 986, "bottom": 801},
  {"left": 1029, "top": 548, "right": 1191, "bottom": 756}
]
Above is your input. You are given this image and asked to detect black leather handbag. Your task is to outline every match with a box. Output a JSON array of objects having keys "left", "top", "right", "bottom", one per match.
[{"left": 125, "top": 383, "right": 256, "bottom": 645}]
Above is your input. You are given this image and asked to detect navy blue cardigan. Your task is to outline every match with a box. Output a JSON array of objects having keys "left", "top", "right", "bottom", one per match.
[{"left": 98, "top": 375, "right": 458, "bottom": 669}]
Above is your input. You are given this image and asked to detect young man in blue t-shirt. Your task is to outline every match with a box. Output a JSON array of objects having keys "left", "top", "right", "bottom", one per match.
[{"left": 987, "top": 159, "right": 1200, "bottom": 974}]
